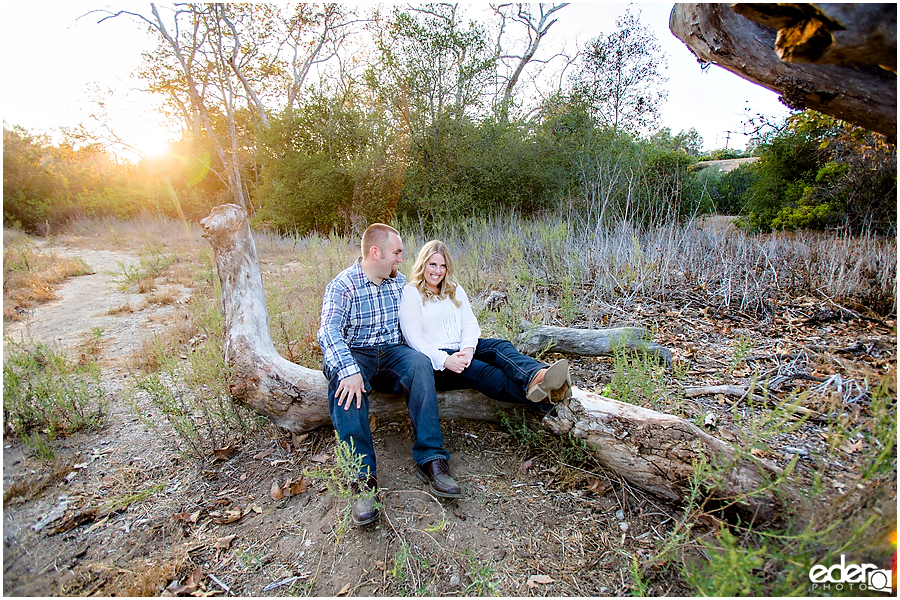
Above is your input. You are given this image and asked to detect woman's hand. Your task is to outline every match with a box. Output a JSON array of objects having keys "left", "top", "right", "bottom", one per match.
[
  {"left": 443, "top": 353, "right": 468, "bottom": 373},
  {"left": 444, "top": 347, "right": 474, "bottom": 373}
]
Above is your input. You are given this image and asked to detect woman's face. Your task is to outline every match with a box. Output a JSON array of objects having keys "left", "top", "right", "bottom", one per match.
[{"left": 423, "top": 252, "right": 447, "bottom": 292}]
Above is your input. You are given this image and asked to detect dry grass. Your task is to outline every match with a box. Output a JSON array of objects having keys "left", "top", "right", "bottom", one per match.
[
  {"left": 406, "top": 214, "right": 897, "bottom": 323},
  {"left": 144, "top": 288, "right": 179, "bottom": 306},
  {"left": 3, "top": 235, "right": 92, "bottom": 321},
  {"left": 2, "top": 459, "right": 73, "bottom": 503},
  {"left": 132, "top": 311, "right": 198, "bottom": 372},
  {"left": 107, "top": 302, "right": 134, "bottom": 315},
  {"left": 59, "top": 214, "right": 203, "bottom": 254}
]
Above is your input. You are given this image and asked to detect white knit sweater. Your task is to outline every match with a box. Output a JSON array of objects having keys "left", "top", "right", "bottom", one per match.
[{"left": 398, "top": 283, "right": 481, "bottom": 370}]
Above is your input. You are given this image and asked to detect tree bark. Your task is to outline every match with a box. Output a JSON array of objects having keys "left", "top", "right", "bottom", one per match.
[
  {"left": 731, "top": 3, "right": 896, "bottom": 72},
  {"left": 669, "top": 3, "right": 897, "bottom": 138},
  {"left": 200, "top": 203, "right": 791, "bottom": 520}
]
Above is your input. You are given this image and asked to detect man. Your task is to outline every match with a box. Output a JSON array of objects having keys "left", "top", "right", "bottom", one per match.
[{"left": 317, "top": 223, "right": 462, "bottom": 526}]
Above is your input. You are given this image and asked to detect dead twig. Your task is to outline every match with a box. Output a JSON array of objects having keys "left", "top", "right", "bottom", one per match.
[{"left": 682, "top": 385, "right": 824, "bottom": 422}]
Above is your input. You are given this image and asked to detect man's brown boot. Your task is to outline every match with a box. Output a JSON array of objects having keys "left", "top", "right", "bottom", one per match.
[
  {"left": 416, "top": 458, "right": 462, "bottom": 498},
  {"left": 350, "top": 477, "right": 379, "bottom": 526}
]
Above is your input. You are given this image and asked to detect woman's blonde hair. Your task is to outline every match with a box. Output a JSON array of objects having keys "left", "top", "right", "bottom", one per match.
[{"left": 409, "top": 240, "right": 460, "bottom": 306}]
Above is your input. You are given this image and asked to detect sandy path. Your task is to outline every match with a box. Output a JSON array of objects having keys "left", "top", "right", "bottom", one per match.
[{"left": 3, "top": 248, "right": 176, "bottom": 366}]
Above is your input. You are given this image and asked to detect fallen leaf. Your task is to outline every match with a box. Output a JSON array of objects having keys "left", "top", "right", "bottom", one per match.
[
  {"left": 287, "top": 476, "right": 309, "bottom": 496},
  {"left": 253, "top": 448, "right": 275, "bottom": 460},
  {"left": 209, "top": 509, "right": 243, "bottom": 524},
  {"left": 840, "top": 439, "right": 863, "bottom": 454},
  {"left": 168, "top": 567, "right": 203, "bottom": 595},
  {"left": 212, "top": 446, "right": 234, "bottom": 461},
  {"left": 521, "top": 459, "right": 534, "bottom": 471},
  {"left": 310, "top": 453, "right": 329, "bottom": 464},
  {"left": 174, "top": 510, "right": 200, "bottom": 523},
  {"left": 587, "top": 478, "right": 611, "bottom": 496},
  {"left": 527, "top": 574, "right": 555, "bottom": 588},
  {"left": 49, "top": 506, "right": 99, "bottom": 535},
  {"left": 375, "top": 561, "right": 386, "bottom": 571},
  {"left": 280, "top": 441, "right": 292, "bottom": 453},
  {"left": 337, "top": 582, "right": 352, "bottom": 596},
  {"left": 270, "top": 481, "right": 284, "bottom": 500},
  {"left": 249, "top": 504, "right": 262, "bottom": 514},
  {"left": 292, "top": 433, "right": 308, "bottom": 447},
  {"left": 213, "top": 535, "right": 235, "bottom": 549}
]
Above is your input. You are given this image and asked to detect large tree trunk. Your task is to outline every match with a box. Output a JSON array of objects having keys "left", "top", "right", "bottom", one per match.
[
  {"left": 669, "top": 3, "right": 897, "bottom": 138},
  {"left": 200, "top": 204, "right": 791, "bottom": 521}
]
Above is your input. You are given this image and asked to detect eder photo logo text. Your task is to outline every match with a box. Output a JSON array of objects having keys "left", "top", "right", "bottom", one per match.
[{"left": 808, "top": 554, "right": 893, "bottom": 594}]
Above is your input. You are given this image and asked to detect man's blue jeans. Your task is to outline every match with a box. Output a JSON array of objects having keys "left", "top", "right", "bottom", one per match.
[
  {"left": 324, "top": 344, "right": 449, "bottom": 480},
  {"left": 434, "top": 338, "right": 546, "bottom": 404}
]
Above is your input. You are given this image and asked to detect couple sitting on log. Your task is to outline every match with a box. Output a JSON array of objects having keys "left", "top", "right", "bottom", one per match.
[{"left": 317, "top": 223, "right": 572, "bottom": 526}]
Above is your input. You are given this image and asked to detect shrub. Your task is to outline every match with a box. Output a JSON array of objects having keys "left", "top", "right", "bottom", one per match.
[
  {"left": 3, "top": 341, "right": 107, "bottom": 458},
  {"left": 739, "top": 111, "right": 896, "bottom": 233}
]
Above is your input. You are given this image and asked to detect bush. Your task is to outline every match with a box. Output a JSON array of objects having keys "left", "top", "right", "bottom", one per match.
[
  {"left": 3, "top": 341, "right": 108, "bottom": 458},
  {"left": 738, "top": 111, "right": 896, "bottom": 233},
  {"left": 3, "top": 127, "right": 74, "bottom": 233},
  {"left": 700, "top": 163, "right": 758, "bottom": 215}
]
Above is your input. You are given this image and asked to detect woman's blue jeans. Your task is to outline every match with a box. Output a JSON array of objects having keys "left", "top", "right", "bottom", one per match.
[
  {"left": 324, "top": 344, "right": 449, "bottom": 480},
  {"left": 434, "top": 338, "right": 547, "bottom": 404}
]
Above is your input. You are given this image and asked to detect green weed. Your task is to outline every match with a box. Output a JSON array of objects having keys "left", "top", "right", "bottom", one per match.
[
  {"left": 606, "top": 341, "right": 668, "bottom": 409},
  {"left": 683, "top": 527, "right": 767, "bottom": 596},
  {"left": 100, "top": 482, "right": 167, "bottom": 516},
  {"left": 629, "top": 555, "right": 649, "bottom": 596},
  {"left": 730, "top": 332, "right": 754, "bottom": 372},
  {"left": 3, "top": 340, "right": 108, "bottom": 458},
  {"left": 859, "top": 375, "right": 897, "bottom": 478},
  {"left": 110, "top": 245, "right": 178, "bottom": 291},
  {"left": 464, "top": 551, "right": 498, "bottom": 596},
  {"left": 390, "top": 544, "right": 412, "bottom": 582},
  {"left": 500, "top": 410, "right": 596, "bottom": 471},
  {"left": 636, "top": 372, "right": 896, "bottom": 597},
  {"left": 305, "top": 434, "right": 380, "bottom": 541}
]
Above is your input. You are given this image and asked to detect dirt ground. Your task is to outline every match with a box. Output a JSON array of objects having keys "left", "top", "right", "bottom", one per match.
[{"left": 2, "top": 233, "right": 897, "bottom": 596}]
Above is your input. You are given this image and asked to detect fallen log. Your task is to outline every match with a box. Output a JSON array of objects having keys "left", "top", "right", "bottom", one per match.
[
  {"left": 200, "top": 203, "right": 791, "bottom": 520},
  {"left": 669, "top": 3, "right": 897, "bottom": 138},
  {"left": 518, "top": 321, "right": 673, "bottom": 365}
]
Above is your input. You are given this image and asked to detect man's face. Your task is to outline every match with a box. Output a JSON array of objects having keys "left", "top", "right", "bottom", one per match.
[{"left": 374, "top": 233, "right": 404, "bottom": 280}]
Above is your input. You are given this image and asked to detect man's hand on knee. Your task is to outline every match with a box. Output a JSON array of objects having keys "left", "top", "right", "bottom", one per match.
[{"left": 337, "top": 373, "right": 365, "bottom": 410}]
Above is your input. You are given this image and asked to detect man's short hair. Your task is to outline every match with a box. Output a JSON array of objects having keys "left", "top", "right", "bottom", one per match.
[{"left": 361, "top": 223, "right": 400, "bottom": 258}]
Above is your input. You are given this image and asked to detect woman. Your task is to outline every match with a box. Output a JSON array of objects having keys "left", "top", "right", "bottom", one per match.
[{"left": 399, "top": 240, "right": 571, "bottom": 405}]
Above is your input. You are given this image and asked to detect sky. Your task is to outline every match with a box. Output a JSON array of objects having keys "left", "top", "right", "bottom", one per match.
[{"left": 2, "top": 2, "right": 791, "bottom": 158}]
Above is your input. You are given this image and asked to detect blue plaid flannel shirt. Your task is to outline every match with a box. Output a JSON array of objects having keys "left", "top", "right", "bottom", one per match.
[{"left": 317, "top": 259, "right": 407, "bottom": 381}]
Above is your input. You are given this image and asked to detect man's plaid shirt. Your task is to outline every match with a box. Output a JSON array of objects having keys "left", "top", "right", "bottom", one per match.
[{"left": 317, "top": 259, "right": 407, "bottom": 381}]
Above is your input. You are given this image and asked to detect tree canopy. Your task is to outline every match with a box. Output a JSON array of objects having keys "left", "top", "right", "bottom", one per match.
[{"left": 3, "top": 3, "right": 895, "bottom": 236}]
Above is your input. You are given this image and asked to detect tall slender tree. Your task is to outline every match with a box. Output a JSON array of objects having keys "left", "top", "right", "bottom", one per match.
[
  {"left": 491, "top": 3, "right": 569, "bottom": 120},
  {"left": 569, "top": 9, "right": 668, "bottom": 134}
]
